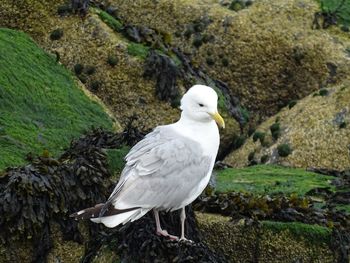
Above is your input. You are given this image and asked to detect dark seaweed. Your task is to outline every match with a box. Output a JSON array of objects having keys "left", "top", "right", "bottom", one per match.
[
  {"left": 143, "top": 51, "right": 180, "bottom": 104},
  {"left": 113, "top": 207, "right": 227, "bottom": 263}
]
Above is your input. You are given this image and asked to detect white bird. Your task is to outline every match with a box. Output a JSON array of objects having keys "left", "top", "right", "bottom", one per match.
[{"left": 70, "top": 84, "right": 225, "bottom": 241}]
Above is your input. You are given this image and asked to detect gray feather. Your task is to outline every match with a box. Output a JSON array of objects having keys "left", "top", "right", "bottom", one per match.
[{"left": 107, "top": 126, "right": 212, "bottom": 211}]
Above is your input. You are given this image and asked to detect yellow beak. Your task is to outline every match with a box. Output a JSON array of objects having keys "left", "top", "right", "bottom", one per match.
[{"left": 210, "top": 112, "right": 225, "bottom": 128}]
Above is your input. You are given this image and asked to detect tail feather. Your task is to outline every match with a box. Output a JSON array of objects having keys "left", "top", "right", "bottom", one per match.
[
  {"left": 70, "top": 203, "right": 105, "bottom": 220},
  {"left": 91, "top": 209, "right": 145, "bottom": 228},
  {"left": 70, "top": 203, "right": 147, "bottom": 228}
]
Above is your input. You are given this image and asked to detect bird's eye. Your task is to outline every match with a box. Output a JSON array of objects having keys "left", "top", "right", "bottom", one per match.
[{"left": 198, "top": 103, "right": 204, "bottom": 107}]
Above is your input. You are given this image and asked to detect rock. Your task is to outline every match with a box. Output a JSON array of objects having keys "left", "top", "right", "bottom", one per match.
[
  {"left": 104, "top": 0, "right": 350, "bottom": 123},
  {"left": 196, "top": 212, "right": 335, "bottom": 263},
  {"left": 225, "top": 81, "right": 350, "bottom": 170}
]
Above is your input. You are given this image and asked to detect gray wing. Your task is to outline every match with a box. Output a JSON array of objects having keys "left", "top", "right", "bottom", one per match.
[{"left": 107, "top": 126, "right": 212, "bottom": 211}]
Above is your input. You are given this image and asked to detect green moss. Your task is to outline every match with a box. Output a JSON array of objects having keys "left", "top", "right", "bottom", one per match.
[
  {"left": 127, "top": 43, "right": 150, "bottom": 59},
  {"left": 253, "top": 131, "right": 265, "bottom": 143},
  {"left": 262, "top": 221, "right": 331, "bottom": 245},
  {"left": 277, "top": 143, "right": 292, "bottom": 157},
  {"left": 96, "top": 9, "right": 123, "bottom": 32},
  {"left": 106, "top": 146, "right": 130, "bottom": 176},
  {"left": 318, "top": 0, "right": 350, "bottom": 27},
  {"left": 216, "top": 165, "right": 335, "bottom": 195},
  {"left": 212, "top": 87, "right": 227, "bottom": 112},
  {"left": 169, "top": 52, "right": 182, "bottom": 67},
  {"left": 229, "top": 1, "right": 243, "bottom": 11},
  {"left": 0, "top": 29, "right": 113, "bottom": 170}
]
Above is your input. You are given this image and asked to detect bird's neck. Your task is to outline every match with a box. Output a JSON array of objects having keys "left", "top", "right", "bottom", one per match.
[{"left": 171, "top": 114, "right": 220, "bottom": 157}]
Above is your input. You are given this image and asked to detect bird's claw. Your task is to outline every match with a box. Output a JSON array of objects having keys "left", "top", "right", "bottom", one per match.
[
  {"left": 179, "top": 237, "right": 193, "bottom": 243},
  {"left": 156, "top": 230, "right": 179, "bottom": 241}
]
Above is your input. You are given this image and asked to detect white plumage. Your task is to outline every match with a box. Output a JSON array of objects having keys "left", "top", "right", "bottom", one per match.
[{"left": 71, "top": 84, "right": 224, "bottom": 241}]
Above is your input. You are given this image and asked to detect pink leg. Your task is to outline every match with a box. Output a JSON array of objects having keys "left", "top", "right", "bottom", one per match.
[
  {"left": 179, "top": 207, "right": 192, "bottom": 242},
  {"left": 153, "top": 209, "right": 179, "bottom": 240}
]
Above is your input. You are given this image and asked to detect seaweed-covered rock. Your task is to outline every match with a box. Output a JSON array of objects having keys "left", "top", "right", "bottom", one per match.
[
  {"left": 0, "top": 0, "right": 241, "bottom": 159},
  {"left": 143, "top": 51, "right": 179, "bottom": 104},
  {"left": 0, "top": 128, "right": 128, "bottom": 262},
  {"left": 107, "top": 0, "right": 350, "bottom": 123},
  {"left": 225, "top": 82, "right": 350, "bottom": 170},
  {"left": 196, "top": 212, "right": 335, "bottom": 263},
  {"left": 113, "top": 207, "right": 226, "bottom": 263}
]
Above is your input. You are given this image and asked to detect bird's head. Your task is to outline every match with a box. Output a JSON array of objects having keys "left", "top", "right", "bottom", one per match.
[{"left": 180, "top": 85, "right": 225, "bottom": 128}]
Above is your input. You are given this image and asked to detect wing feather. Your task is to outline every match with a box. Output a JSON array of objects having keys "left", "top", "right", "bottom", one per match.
[{"left": 106, "top": 126, "right": 212, "bottom": 212}]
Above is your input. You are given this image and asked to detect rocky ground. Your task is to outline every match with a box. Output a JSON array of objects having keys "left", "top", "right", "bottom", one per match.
[{"left": 0, "top": 0, "right": 350, "bottom": 262}]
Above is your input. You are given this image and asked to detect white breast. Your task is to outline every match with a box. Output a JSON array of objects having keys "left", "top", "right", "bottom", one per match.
[{"left": 170, "top": 119, "right": 219, "bottom": 209}]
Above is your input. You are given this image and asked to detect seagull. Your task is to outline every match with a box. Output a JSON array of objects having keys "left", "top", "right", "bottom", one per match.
[{"left": 70, "top": 84, "right": 225, "bottom": 241}]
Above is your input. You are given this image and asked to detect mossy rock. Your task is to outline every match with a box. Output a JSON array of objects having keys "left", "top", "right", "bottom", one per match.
[
  {"left": 0, "top": 28, "right": 117, "bottom": 170},
  {"left": 196, "top": 212, "right": 335, "bottom": 263},
  {"left": 104, "top": 0, "right": 350, "bottom": 122},
  {"left": 0, "top": 0, "right": 180, "bottom": 131},
  {"left": 215, "top": 165, "right": 335, "bottom": 196},
  {"left": 225, "top": 82, "right": 350, "bottom": 170}
]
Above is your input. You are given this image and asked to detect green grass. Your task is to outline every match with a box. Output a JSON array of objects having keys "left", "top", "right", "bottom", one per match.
[
  {"left": 318, "top": 0, "right": 350, "bottom": 27},
  {"left": 262, "top": 221, "right": 331, "bottom": 245},
  {"left": 0, "top": 28, "right": 114, "bottom": 170},
  {"left": 106, "top": 146, "right": 130, "bottom": 177},
  {"left": 95, "top": 9, "right": 123, "bottom": 32},
  {"left": 216, "top": 165, "right": 335, "bottom": 196},
  {"left": 127, "top": 43, "right": 150, "bottom": 59}
]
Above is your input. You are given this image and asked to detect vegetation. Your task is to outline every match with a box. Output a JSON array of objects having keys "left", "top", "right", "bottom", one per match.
[
  {"left": 277, "top": 143, "right": 293, "bottom": 157},
  {"left": 319, "top": 88, "right": 329, "bottom": 96},
  {"left": 253, "top": 131, "right": 265, "bottom": 144},
  {"left": 74, "top": 63, "right": 84, "bottom": 75},
  {"left": 206, "top": 57, "right": 215, "bottom": 66},
  {"left": 232, "top": 135, "right": 246, "bottom": 150},
  {"left": 106, "top": 146, "right": 130, "bottom": 176},
  {"left": 288, "top": 100, "right": 297, "bottom": 109},
  {"left": 261, "top": 154, "right": 269, "bottom": 163},
  {"left": 270, "top": 122, "right": 281, "bottom": 140},
  {"left": 85, "top": 65, "right": 96, "bottom": 75},
  {"left": 0, "top": 29, "right": 113, "bottom": 170},
  {"left": 221, "top": 58, "right": 229, "bottom": 67},
  {"left": 127, "top": 43, "right": 150, "bottom": 59},
  {"left": 238, "top": 106, "right": 250, "bottom": 125},
  {"left": 262, "top": 221, "right": 331, "bottom": 245},
  {"left": 216, "top": 165, "right": 335, "bottom": 195},
  {"left": 339, "top": 121, "right": 347, "bottom": 129},
  {"left": 107, "top": 55, "right": 118, "bottom": 67},
  {"left": 318, "top": 0, "right": 350, "bottom": 27},
  {"left": 50, "top": 29, "right": 63, "bottom": 40},
  {"left": 96, "top": 9, "right": 123, "bottom": 32}
]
